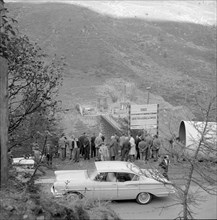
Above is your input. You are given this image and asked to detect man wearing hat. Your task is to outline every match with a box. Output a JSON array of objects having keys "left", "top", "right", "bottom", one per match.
[{"left": 159, "top": 155, "right": 170, "bottom": 180}]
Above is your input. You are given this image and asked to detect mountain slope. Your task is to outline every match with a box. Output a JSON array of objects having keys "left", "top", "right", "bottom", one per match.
[{"left": 7, "top": 2, "right": 216, "bottom": 121}]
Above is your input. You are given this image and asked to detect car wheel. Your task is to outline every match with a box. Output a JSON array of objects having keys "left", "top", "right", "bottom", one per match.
[
  {"left": 136, "top": 192, "right": 152, "bottom": 205},
  {"left": 66, "top": 192, "right": 83, "bottom": 201}
]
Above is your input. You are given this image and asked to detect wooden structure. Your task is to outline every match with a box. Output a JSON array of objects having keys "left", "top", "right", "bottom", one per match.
[{"left": 0, "top": 0, "right": 9, "bottom": 187}]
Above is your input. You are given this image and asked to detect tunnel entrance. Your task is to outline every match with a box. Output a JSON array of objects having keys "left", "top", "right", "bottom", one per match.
[{"left": 179, "top": 121, "right": 186, "bottom": 146}]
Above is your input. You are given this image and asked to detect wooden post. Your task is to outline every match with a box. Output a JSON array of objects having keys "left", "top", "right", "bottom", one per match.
[
  {"left": 146, "top": 87, "right": 151, "bottom": 104},
  {"left": 128, "top": 103, "right": 131, "bottom": 136},
  {"left": 0, "top": 57, "right": 9, "bottom": 188},
  {"left": 156, "top": 104, "right": 159, "bottom": 136},
  {"left": 0, "top": 0, "right": 9, "bottom": 187}
]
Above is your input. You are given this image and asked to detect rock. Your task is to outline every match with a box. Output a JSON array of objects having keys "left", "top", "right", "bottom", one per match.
[
  {"left": 36, "top": 215, "right": 45, "bottom": 220},
  {"left": 26, "top": 199, "right": 37, "bottom": 211},
  {"left": 3, "top": 204, "right": 15, "bottom": 212},
  {"left": 23, "top": 214, "right": 29, "bottom": 219}
]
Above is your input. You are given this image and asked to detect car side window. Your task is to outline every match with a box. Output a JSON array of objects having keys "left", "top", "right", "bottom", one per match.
[
  {"left": 94, "top": 172, "right": 107, "bottom": 182},
  {"left": 116, "top": 173, "right": 139, "bottom": 182},
  {"left": 106, "top": 172, "right": 117, "bottom": 182},
  {"left": 94, "top": 172, "right": 139, "bottom": 182},
  {"left": 131, "top": 174, "right": 139, "bottom": 181}
]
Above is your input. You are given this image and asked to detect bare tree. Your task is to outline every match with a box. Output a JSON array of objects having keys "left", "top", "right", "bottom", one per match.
[
  {"left": 144, "top": 94, "right": 216, "bottom": 219},
  {"left": 176, "top": 95, "right": 217, "bottom": 219},
  {"left": 1, "top": 6, "right": 65, "bottom": 156}
]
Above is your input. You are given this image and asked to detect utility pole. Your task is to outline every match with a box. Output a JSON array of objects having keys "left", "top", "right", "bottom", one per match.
[
  {"left": 146, "top": 87, "right": 151, "bottom": 104},
  {"left": 0, "top": 0, "right": 9, "bottom": 188},
  {"left": 128, "top": 103, "right": 131, "bottom": 136}
]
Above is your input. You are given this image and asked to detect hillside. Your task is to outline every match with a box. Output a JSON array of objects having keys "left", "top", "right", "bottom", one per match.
[{"left": 6, "top": 1, "right": 216, "bottom": 134}]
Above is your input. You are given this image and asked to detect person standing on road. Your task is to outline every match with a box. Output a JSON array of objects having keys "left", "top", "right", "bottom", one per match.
[
  {"left": 140, "top": 134, "right": 150, "bottom": 164},
  {"left": 159, "top": 155, "right": 170, "bottom": 180},
  {"left": 138, "top": 137, "right": 147, "bottom": 161},
  {"left": 119, "top": 133, "right": 126, "bottom": 157},
  {"left": 135, "top": 133, "right": 142, "bottom": 160},
  {"left": 72, "top": 137, "right": 81, "bottom": 163},
  {"left": 68, "top": 135, "right": 74, "bottom": 160},
  {"left": 109, "top": 135, "right": 119, "bottom": 161},
  {"left": 90, "top": 133, "right": 96, "bottom": 158},
  {"left": 83, "top": 135, "right": 90, "bottom": 160},
  {"left": 152, "top": 135, "right": 161, "bottom": 162},
  {"left": 78, "top": 132, "right": 86, "bottom": 158},
  {"left": 64, "top": 136, "right": 68, "bottom": 159},
  {"left": 114, "top": 133, "right": 121, "bottom": 159},
  {"left": 121, "top": 137, "right": 131, "bottom": 161},
  {"left": 144, "top": 133, "right": 153, "bottom": 161},
  {"left": 58, "top": 134, "right": 67, "bottom": 161},
  {"left": 99, "top": 137, "right": 109, "bottom": 161},
  {"left": 95, "top": 132, "right": 103, "bottom": 159},
  {"left": 45, "top": 143, "right": 54, "bottom": 167},
  {"left": 129, "top": 135, "right": 136, "bottom": 162}
]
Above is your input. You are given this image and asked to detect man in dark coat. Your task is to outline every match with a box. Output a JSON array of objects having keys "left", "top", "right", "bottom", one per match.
[
  {"left": 83, "top": 136, "right": 90, "bottom": 160},
  {"left": 159, "top": 155, "right": 170, "bottom": 180},
  {"left": 138, "top": 137, "right": 147, "bottom": 161},
  {"left": 90, "top": 133, "right": 96, "bottom": 158},
  {"left": 68, "top": 135, "right": 74, "bottom": 160},
  {"left": 135, "top": 133, "right": 142, "bottom": 160},
  {"left": 109, "top": 136, "right": 119, "bottom": 161},
  {"left": 58, "top": 134, "right": 67, "bottom": 160},
  {"left": 144, "top": 133, "right": 153, "bottom": 161},
  {"left": 119, "top": 133, "right": 126, "bottom": 157},
  {"left": 121, "top": 137, "right": 131, "bottom": 161},
  {"left": 45, "top": 143, "right": 54, "bottom": 166},
  {"left": 78, "top": 132, "right": 86, "bottom": 157},
  {"left": 152, "top": 135, "right": 161, "bottom": 161}
]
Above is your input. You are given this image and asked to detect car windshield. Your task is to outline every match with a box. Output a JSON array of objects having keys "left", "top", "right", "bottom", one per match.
[
  {"left": 87, "top": 168, "right": 98, "bottom": 180},
  {"left": 126, "top": 162, "right": 143, "bottom": 176}
]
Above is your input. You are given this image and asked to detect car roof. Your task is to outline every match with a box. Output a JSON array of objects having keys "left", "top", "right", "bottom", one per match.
[{"left": 95, "top": 161, "right": 136, "bottom": 173}]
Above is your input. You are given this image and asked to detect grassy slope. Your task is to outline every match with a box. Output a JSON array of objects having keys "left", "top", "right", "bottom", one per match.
[{"left": 6, "top": 3, "right": 216, "bottom": 131}]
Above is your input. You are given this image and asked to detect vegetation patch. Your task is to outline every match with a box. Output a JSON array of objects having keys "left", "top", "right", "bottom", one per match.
[{"left": 0, "top": 173, "right": 121, "bottom": 220}]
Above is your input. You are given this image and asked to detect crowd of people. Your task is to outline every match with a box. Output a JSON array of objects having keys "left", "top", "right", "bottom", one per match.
[
  {"left": 6, "top": 127, "right": 185, "bottom": 181},
  {"left": 29, "top": 130, "right": 185, "bottom": 180},
  {"left": 56, "top": 131, "right": 162, "bottom": 164},
  {"left": 56, "top": 131, "right": 172, "bottom": 179}
]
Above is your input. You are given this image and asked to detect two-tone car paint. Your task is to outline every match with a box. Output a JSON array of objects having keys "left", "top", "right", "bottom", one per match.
[{"left": 51, "top": 161, "right": 175, "bottom": 204}]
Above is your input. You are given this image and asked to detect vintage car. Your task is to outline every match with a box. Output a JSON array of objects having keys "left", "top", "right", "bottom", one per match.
[
  {"left": 13, "top": 157, "right": 35, "bottom": 168},
  {"left": 51, "top": 161, "right": 175, "bottom": 204}
]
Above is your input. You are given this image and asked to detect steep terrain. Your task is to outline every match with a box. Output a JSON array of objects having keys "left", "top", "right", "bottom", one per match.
[{"left": 6, "top": 1, "right": 216, "bottom": 134}]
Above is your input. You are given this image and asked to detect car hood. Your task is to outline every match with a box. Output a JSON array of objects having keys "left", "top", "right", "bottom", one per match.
[{"left": 54, "top": 170, "right": 88, "bottom": 182}]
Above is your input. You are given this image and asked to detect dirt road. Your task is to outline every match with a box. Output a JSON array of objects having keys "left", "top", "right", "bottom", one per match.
[
  {"left": 38, "top": 176, "right": 217, "bottom": 220},
  {"left": 109, "top": 186, "right": 217, "bottom": 219},
  {"left": 36, "top": 159, "right": 217, "bottom": 220}
]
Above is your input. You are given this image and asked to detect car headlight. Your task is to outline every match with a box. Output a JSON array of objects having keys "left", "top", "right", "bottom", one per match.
[{"left": 51, "top": 186, "right": 63, "bottom": 197}]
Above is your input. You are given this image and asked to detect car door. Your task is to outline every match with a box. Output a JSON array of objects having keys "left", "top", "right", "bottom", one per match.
[
  {"left": 116, "top": 172, "right": 140, "bottom": 199},
  {"left": 138, "top": 175, "right": 166, "bottom": 196},
  {"left": 93, "top": 172, "right": 118, "bottom": 201}
]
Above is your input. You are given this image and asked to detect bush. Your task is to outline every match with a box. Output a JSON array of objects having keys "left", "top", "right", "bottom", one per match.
[{"left": 1, "top": 173, "right": 121, "bottom": 220}]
